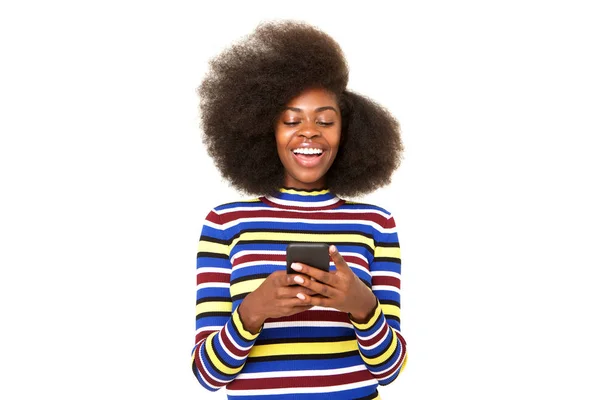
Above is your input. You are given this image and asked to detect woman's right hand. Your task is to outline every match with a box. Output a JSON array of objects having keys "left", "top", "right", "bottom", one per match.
[{"left": 237, "top": 271, "right": 316, "bottom": 334}]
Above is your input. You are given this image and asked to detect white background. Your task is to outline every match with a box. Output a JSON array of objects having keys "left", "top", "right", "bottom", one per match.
[{"left": 1, "top": 1, "right": 599, "bottom": 399}]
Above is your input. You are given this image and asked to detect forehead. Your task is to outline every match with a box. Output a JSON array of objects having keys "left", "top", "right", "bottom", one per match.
[{"left": 285, "top": 87, "right": 338, "bottom": 109}]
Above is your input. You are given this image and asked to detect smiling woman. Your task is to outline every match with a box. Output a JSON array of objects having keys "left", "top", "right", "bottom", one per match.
[
  {"left": 275, "top": 87, "right": 341, "bottom": 190},
  {"left": 193, "top": 20, "right": 407, "bottom": 400}
]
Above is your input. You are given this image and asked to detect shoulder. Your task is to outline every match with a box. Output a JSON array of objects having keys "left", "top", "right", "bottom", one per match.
[{"left": 340, "top": 199, "right": 394, "bottom": 218}]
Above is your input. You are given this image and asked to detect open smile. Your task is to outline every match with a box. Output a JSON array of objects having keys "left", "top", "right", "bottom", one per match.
[{"left": 291, "top": 147, "right": 326, "bottom": 167}]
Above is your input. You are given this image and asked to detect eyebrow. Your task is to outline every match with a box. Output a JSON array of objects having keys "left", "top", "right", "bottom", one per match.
[{"left": 284, "top": 106, "right": 338, "bottom": 114}]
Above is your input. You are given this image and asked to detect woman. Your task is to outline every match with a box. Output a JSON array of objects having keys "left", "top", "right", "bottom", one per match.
[{"left": 192, "top": 20, "right": 407, "bottom": 399}]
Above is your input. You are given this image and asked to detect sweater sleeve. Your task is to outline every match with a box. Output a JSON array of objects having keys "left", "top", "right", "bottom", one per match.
[
  {"left": 191, "top": 209, "right": 261, "bottom": 391},
  {"left": 350, "top": 213, "right": 407, "bottom": 385}
]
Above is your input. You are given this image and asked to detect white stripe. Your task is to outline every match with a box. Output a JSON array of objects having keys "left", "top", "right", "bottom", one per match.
[
  {"left": 197, "top": 282, "right": 229, "bottom": 291},
  {"left": 360, "top": 326, "right": 392, "bottom": 351},
  {"left": 232, "top": 260, "right": 286, "bottom": 272},
  {"left": 231, "top": 250, "right": 285, "bottom": 263},
  {"left": 372, "top": 285, "right": 401, "bottom": 295},
  {"left": 196, "top": 326, "right": 222, "bottom": 336},
  {"left": 217, "top": 328, "right": 246, "bottom": 362},
  {"left": 226, "top": 378, "right": 378, "bottom": 396},
  {"left": 216, "top": 205, "right": 391, "bottom": 218},
  {"left": 224, "top": 323, "right": 253, "bottom": 352},
  {"left": 372, "top": 348, "right": 404, "bottom": 378},
  {"left": 263, "top": 321, "right": 353, "bottom": 329},
  {"left": 356, "top": 320, "right": 387, "bottom": 341},
  {"left": 196, "top": 267, "right": 231, "bottom": 275},
  {"left": 207, "top": 216, "right": 396, "bottom": 234},
  {"left": 371, "top": 270, "right": 401, "bottom": 280},
  {"left": 264, "top": 195, "right": 340, "bottom": 208},
  {"left": 236, "top": 364, "right": 367, "bottom": 380},
  {"left": 195, "top": 339, "right": 230, "bottom": 387},
  {"left": 341, "top": 251, "right": 368, "bottom": 264}
]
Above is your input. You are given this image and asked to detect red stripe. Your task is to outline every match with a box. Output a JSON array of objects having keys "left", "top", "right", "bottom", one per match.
[
  {"left": 371, "top": 331, "right": 406, "bottom": 380},
  {"left": 197, "top": 272, "right": 230, "bottom": 285},
  {"left": 227, "top": 369, "right": 373, "bottom": 390},
  {"left": 217, "top": 208, "right": 389, "bottom": 227},
  {"left": 358, "top": 325, "right": 389, "bottom": 348},
  {"left": 232, "top": 253, "right": 369, "bottom": 271},
  {"left": 372, "top": 276, "right": 400, "bottom": 289},
  {"left": 233, "top": 253, "right": 285, "bottom": 265},
  {"left": 220, "top": 325, "right": 248, "bottom": 358},
  {"left": 260, "top": 197, "right": 346, "bottom": 211},
  {"left": 266, "top": 310, "right": 351, "bottom": 324},
  {"left": 195, "top": 330, "right": 215, "bottom": 344},
  {"left": 194, "top": 340, "right": 224, "bottom": 388}
]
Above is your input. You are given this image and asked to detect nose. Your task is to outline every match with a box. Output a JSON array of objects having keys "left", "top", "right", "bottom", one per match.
[{"left": 296, "top": 123, "right": 321, "bottom": 139}]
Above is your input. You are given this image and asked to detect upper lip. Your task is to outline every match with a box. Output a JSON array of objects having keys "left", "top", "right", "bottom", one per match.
[{"left": 290, "top": 143, "right": 326, "bottom": 151}]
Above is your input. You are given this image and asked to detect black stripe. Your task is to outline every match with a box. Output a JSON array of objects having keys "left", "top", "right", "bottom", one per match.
[
  {"left": 379, "top": 299, "right": 400, "bottom": 308},
  {"left": 353, "top": 312, "right": 386, "bottom": 333},
  {"left": 231, "top": 293, "right": 249, "bottom": 303},
  {"left": 196, "top": 312, "right": 231, "bottom": 320},
  {"left": 196, "top": 297, "right": 231, "bottom": 305},
  {"left": 233, "top": 239, "right": 375, "bottom": 255},
  {"left": 230, "top": 273, "right": 271, "bottom": 285},
  {"left": 248, "top": 350, "right": 359, "bottom": 363},
  {"left": 365, "top": 331, "right": 395, "bottom": 361},
  {"left": 200, "top": 341, "right": 238, "bottom": 378},
  {"left": 355, "top": 390, "right": 379, "bottom": 400},
  {"left": 255, "top": 335, "right": 356, "bottom": 346},
  {"left": 199, "top": 235, "right": 230, "bottom": 245},
  {"left": 372, "top": 257, "right": 401, "bottom": 264},
  {"left": 374, "top": 241, "right": 399, "bottom": 248},
  {"left": 197, "top": 251, "right": 230, "bottom": 260}
]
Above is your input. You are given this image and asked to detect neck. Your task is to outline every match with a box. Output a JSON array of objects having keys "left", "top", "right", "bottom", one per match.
[{"left": 260, "top": 187, "right": 344, "bottom": 210}]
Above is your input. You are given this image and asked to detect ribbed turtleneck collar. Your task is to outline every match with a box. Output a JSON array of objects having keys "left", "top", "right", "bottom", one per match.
[{"left": 259, "top": 187, "right": 345, "bottom": 211}]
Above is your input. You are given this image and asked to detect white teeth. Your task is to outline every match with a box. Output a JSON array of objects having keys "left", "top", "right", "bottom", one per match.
[{"left": 293, "top": 148, "right": 323, "bottom": 155}]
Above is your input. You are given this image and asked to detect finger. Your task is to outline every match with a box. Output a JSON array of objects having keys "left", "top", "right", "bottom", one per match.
[
  {"left": 290, "top": 262, "right": 335, "bottom": 285},
  {"left": 278, "top": 286, "right": 318, "bottom": 298},
  {"left": 329, "top": 245, "right": 351, "bottom": 273},
  {"left": 292, "top": 273, "right": 341, "bottom": 299},
  {"left": 296, "top": 293, "right": 332, "bottom": 308}
]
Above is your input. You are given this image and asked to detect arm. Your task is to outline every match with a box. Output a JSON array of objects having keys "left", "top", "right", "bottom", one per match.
[
  {"left": 350, "top": 213, "right": 407, "bottom": 385},
  {"left": 191, "top": 209, "right": 261, "bottom": 391}
]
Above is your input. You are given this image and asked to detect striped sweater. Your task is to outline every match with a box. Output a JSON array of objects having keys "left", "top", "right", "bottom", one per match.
[{"left": 192, "top": 188, "right": 407, "bottom": 399}]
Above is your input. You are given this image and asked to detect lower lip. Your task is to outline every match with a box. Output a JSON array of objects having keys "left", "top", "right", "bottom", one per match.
[{"left": 292, "top": 152, "right": 325, "bottom": 167}]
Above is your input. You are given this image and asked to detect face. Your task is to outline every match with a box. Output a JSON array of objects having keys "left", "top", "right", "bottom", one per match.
[{"left": 274, "top": 87, "right": 342, "bottom": 190}]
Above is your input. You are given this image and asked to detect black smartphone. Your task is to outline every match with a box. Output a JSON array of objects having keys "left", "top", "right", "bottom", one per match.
[{"left": 286, "top": 243, "right": 331, "bottom": 274}]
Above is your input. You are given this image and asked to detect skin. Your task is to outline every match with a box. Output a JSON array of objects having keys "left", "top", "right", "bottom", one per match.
[
  {"left": 274, "top": 86, "right": 341, "bottom": 189},
  {"left": 237, "top": 87, "right": 377, "bottom": 334}
]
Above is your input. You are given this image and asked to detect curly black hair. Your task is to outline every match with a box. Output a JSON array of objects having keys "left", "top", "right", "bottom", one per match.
[{"left": 198, "top": 20, "right": 403, "bottom": 197}]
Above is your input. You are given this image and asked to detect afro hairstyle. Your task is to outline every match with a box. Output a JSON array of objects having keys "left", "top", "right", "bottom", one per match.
[{"left": 198, "top": 20, "right": 403, "bottom": 197}]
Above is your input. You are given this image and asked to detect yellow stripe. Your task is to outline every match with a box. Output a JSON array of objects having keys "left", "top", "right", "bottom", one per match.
[
  {"left": 232, "top": 307, "right": 260, "bottom": 341},
  {"left": 232, "top": 232, "right": 374, "bottom": 251},
  {"left": 362, "top": 329, "right": 399, "bottom": 366},
  {"left": 204, "top": 332, "right": 244, "bottom": 375},
  {"left": 352, "top": 304, "right": 383, "bottom": 330},
  {"left": 195, "top": 301, "right": 232, "bottom": 316},
  {"left": 375, "top": 245, "right": 401, "bottom": 259},
  {"left": 230, "top": 278, "right": 266, "bottom": 298},
  {"left": 399, "top": 352, "right": 408, "bottom": 374},
  {"left": 381, "top": 304, "right": 400, "bottom": 320},
  {"left": 197, "top": 239, "right": 229, "bottom": 256},
  {"left": 279, "top": 188, "right": 329, "bottom": 196},
  {"left": 249, "top": 339, "right": 358, "bottom": 358}
]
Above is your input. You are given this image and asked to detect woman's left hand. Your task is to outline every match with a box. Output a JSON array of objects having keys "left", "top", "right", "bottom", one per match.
[{"left": 289, "top": 245, "right": 377, "bottom": 322}]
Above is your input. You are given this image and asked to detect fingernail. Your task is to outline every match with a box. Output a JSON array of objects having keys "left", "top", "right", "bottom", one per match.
[
  {"left": 294, "top": 275, "right": 304, "bottom": 284},
  {"left": 291, "top": 263, "right": 302, "bottom": 271},
  {"left": 330, "top": 245, "right": 337, "bottom": 253},
  {"left": 296, "top": 293, "right": 306, "bottom": 300}
]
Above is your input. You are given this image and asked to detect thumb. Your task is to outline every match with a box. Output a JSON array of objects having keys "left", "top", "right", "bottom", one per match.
[{"left": 329, "top": 245, "right": 351, "bottom": 273}]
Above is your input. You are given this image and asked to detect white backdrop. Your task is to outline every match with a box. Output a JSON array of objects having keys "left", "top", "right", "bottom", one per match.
[{"left": 1, "top": 1, "right": 599, "bottom": 399}]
